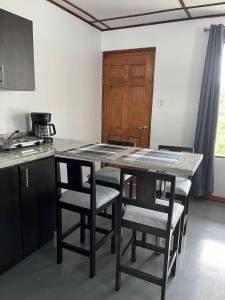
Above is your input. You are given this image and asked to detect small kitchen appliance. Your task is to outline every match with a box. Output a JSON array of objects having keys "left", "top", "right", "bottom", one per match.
[
  {"left": 0, "top": 131, "right": 44, "bottom": 151},
  {"left": 31, "top": 112, "right": 56, "bottom": 143}
]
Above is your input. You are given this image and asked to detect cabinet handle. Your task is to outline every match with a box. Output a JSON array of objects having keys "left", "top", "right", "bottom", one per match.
[
  {"left": 25, "top": 168, "right": 29, "bottom": 188},
  {"left": 0, "top": 65, "right": 5, "bottom": 86}
]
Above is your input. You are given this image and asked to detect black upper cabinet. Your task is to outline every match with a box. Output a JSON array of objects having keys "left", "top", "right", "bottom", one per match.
[
  {"left": 0, "top": 8, "right": 35, "bottom": 90},
  {"left": 0, "top": 166, "right": 23, "bottom": 273},
  {"left": 20, "top": 157, "right": 56, "bottom": 255}
]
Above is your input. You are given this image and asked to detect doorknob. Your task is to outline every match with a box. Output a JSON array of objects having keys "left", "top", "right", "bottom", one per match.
[{"left": 138, "top": 125, "right": 149, "bottom": 130}]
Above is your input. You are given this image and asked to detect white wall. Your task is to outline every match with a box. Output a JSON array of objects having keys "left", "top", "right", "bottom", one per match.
[
  {"left": 102, "top": 18, "right": 225, "bottom": 196},
  {"left": 0, "top": 1, "right": 224, "bottom": 196},
  {"left": 0, "top": 0, "right": 102, "bottom": 141}
]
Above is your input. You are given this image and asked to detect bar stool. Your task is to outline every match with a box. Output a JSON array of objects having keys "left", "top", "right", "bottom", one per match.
[
  {"left": 115, "top": 169, "right": 183, "bottom": 300},
  {"left": 95, "top": 140, "right": 135, "bottom": 218},
  {"left": 55, "top": 157, "right": 119, "bottom": 278},
  {"left": 158, "top": 145, "right": 194, "bottom": 252}
]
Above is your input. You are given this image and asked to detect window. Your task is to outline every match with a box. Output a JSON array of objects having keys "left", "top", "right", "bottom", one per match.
[{"left": 215, "top": 47, "right": 225, "bottom": 157}]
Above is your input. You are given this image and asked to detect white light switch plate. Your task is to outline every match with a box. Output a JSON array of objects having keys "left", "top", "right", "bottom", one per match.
[{"left": 158, "top": 98, "right": 164, "bottom": 108}]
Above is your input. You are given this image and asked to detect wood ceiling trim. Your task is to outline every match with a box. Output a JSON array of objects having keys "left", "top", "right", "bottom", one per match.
[
  {"left": 102, "top": 12, "right": 225, "bottom": 31},
  {"left": 179, "top": 0, "right": 192, "bottom": 18},
  {"left": 92, "top": 7, "right": 184, "bottom": 23},
  {"left": 91, "top": 2, "right": 225, "bottom": 23},
  {"left": 47, "top": 0, "right": 103, "bottom": 30},
  {"left": 47, "top": 0, "right": 225, "bottom": 32},
  {"left": 61, "top": 0, "right": 110, "bottom": 29}
]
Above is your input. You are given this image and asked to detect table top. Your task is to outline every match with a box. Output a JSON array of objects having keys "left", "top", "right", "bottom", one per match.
[{"left": 56, "top": 142, "right": 203, "bottom": 177}]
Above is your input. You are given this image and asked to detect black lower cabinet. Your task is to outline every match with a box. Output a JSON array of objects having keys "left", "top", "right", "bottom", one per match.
[
  {"left": 0, "top": 157, "right": 56, "bottom": 274},
  {"left": 20, "top": 157, "right": 56, "bottom": 255},
  {"left": 0, "top": 166, "right": 23, "bottom": 273}
]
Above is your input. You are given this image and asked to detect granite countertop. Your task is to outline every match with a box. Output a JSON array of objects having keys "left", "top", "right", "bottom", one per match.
[
  {"left": 0, "top": 138, "right": 91, "bottom": 169},
  {"left": 0, "top": 138, "right": 203, "bottom": 177}
]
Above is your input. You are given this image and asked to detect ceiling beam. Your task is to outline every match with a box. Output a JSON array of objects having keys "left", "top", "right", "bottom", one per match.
[
  {"left": 91, "top": 2, "right": 225, "bottom": 23},
  {"left": 61, "top": 0, "right": 110, "bottom": 29},
  {"left": 46, "top": 0, "right": 102, "bottom": 31},
  {"left": 102, "top": 12, "right": 225, "bottom": 31},
  {"left": 179, "top": 0, "right": 192, "bottom": 18}
]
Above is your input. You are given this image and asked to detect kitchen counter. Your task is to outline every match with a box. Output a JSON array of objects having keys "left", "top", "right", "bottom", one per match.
[
  {"left": 0, "top": 138, "right": 91, "bottom": 169},
  {"left": 0, "top": 138, "right": 203, "bottom": 177}
]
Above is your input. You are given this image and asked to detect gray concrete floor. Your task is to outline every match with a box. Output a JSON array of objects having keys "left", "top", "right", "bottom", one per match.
[{"left": 1, "top": 198, "right": 225, "bottom": 300}]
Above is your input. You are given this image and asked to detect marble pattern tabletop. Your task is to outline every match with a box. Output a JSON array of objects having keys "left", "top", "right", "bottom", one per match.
[
  {"left": 56, "top": 141, "right": 203, "bottom": 177},
  {"left": 0, "top": 138, "right": 203, "bottom": 177}
]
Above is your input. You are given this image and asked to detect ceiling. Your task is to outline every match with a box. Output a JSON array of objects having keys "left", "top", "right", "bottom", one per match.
[{"left": 47, "top": 0, "right": 225, "bottom": 31}]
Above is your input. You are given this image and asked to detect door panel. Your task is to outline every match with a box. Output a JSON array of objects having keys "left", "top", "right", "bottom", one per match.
[
  {"left": 110, "top": 64, "right": 129, "bottom": 80},
  {"left": 102, "top": 49, "right": 155, "bottom": 147},
  {"left": 125, "top": 87, "right": 144, "bottom": 129},
  {"left": 130, "top": 64, "right": 145, "bottom": 79},
  {"left": 110, "top": 87, "right": 123, "bottom": 129}
]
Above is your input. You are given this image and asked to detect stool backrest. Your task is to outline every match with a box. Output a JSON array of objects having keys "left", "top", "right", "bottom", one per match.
[
  {"left": 108, "top": 140, "right": 135, "bottom": 147},
  {"left": 120, "top": 168, "right": 176, "bottom": 231},
  {"left": 158, "top": 145, "right": 194, "bottom": 153},
  {"left": 55, "top": 157, "right": 96, "bottom": 208}
]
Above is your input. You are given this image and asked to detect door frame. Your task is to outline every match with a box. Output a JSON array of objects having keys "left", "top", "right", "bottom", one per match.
[{"left": 101, "top": 47, "right": 156, "bottom": 147}]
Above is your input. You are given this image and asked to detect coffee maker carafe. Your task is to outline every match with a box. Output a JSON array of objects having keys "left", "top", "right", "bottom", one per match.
[{"left": 31, "top": 112, "right": 56, "bottom": 143}]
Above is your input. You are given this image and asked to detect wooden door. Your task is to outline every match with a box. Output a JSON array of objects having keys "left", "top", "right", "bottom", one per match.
[
  {"left": 20, "top": 158, "right": 56, "bottom": 255},
  {"left": 102, "top": 49, "right": 155, "bottom": 147}
]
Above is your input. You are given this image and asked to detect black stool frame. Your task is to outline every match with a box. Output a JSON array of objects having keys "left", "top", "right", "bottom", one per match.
[
  {"left": 96, "top": 140, "right": 135, "bottom": 219},
  {"left": 55, "top": 157, "right": 118, "bottom": 278},
  {"left": 115, "top": 169, "right": 181, "bottom": 300},
  {"left": 159, "top": 145, "right": 194, "bottom": 252}
]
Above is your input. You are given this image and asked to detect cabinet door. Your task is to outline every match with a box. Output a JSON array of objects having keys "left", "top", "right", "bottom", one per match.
[
  {"left": 0, "top": 166, "right": 22, "bottom": 273},
  {"left": 20, "top": 157, "right": 56, "bottom": 255},
  {"left": 0, "top": 8, "right": 35, "bottom": 90}
]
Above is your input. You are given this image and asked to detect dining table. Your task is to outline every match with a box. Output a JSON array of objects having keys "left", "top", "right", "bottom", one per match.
[{"left": 55, "top": 142, "right": 203, "bottom": 178}]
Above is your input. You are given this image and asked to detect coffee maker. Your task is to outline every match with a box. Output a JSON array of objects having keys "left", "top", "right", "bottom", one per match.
[{"left": 31, "top": 112, "right": 56, "bottom": 143}]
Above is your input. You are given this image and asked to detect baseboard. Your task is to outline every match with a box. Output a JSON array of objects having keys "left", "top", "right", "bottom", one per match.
[{"left": 208, "top": 195, "right": 225, "bottom": 203}]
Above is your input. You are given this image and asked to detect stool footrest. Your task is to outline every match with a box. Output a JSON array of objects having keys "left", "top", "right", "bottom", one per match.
[
  {"left": 96, "top": 230, "right": 114, "bottom": 251},
  {"left": 98, "top": 212, "right": 112, "bottom": 220},
  {"left": 83, "top": 224, "right": 111, "bottom": 236},
  {"left": 122, "top": 236, "right": 134, "bottom": 256},
  {"left": 119, "top": 265, "right": 163, "bottom": 286},
  {"left": 61, "top": 241, "right": 90, "bottom": 257},
  {"left": 62, "top": 222, "right": 81, "bottom": 240},
  {"left": 135, "top": 240, "right": 166, "bottom": 254}
]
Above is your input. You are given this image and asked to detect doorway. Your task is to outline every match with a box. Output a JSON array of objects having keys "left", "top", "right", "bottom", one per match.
[{"left": 102, "top": 48, "right": 155, "bottom": 147}]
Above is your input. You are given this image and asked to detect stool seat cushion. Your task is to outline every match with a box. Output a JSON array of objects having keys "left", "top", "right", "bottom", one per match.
[
  {"left": 157, "top": 177, "right": 191, "bottom": 197},
  {"left": 60, "top": 184, "right": 119, "bottom": 209},
  {"left": 95, "top": 167, "right": 132, "bottom": 185},
  {"left": 123, "top": 199, "right": 184, "bottom": 230},
  {"left": 174, "top": 177, "right": 192, "bottom": 196}
]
